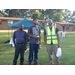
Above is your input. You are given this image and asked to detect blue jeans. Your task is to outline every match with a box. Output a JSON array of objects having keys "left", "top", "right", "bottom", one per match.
[{"left": 28, "top": 43, "right": 39, "bottom": 63}]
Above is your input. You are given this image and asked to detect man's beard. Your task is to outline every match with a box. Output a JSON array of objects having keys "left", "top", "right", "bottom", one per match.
[
  {"left": 34, "top": 23, "right": 37, "bottom": 25},
  {"left": 19, "top": 29, "right": 23, "bottom": 31},
  {"left": 49, "top": 23, "right": 52, "bottom": 26}
]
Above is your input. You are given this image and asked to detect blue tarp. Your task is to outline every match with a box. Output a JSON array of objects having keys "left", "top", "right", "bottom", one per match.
[{"left": 8, "top": 19, "right": 44, "bottom": 29}]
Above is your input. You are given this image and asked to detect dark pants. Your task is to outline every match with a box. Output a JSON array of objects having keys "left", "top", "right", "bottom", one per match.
[
  {"left": 28, "top": 43, "right": 39, "bottom": 63},
  {"left": 13, "top": 44, "right": 25, "bottom": 65}
]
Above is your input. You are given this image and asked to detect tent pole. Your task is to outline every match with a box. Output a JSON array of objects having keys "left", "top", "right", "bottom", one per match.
[{"left": 8, "top": 28, "right": 9, "bottom": 41}]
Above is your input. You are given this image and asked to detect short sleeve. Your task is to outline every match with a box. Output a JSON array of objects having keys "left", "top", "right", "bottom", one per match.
[
  {"left": 13, "top": 31, "right": 15, "bottom": 39},
  {"left": 56, "top": 27, "right": 59, "bottom": 33},
  {"left": 25, "top": 32, "right": 28, "bottom": 39}
]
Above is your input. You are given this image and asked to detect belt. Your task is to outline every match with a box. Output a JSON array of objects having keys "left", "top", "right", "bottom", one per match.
[{"left": 16, "top": 43, "right": 25, "bottom": 45}]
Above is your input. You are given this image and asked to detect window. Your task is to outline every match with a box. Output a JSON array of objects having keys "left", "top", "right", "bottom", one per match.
[
  {"left": 66, "top": 26, "right": 69, "bottom": 29},
  {"left": 7, "top": 21, "right": 13, "bottom": 25},
  {"left": 73, "top": 26, "right": 75, "bottom": 29},
  {"left": 0, "top": 20, "right": 2, "bottom": 24}
]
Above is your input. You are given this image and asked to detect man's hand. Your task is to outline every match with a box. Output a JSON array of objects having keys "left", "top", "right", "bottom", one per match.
[
  {"left": 39, "top": 42, "right": 42, "bottom": 46},
  {"left": 28, "top": 33, "right": 38, "bottom": 39},
  {"left": 33, "top": 36, "right": 39, "bottom": 39},
  {"left": 57, "top": 44, "right": 60, "bottom": 48},
  {"left": 25, "top": 47, "right": 27, "bottom": 50}
]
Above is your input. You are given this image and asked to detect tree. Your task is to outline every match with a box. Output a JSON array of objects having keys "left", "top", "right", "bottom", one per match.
[
  {"left": 39, "top": 9, "right": 64, "bottom": 22},
  {"left": 63, "top": 9, "right": 72, "bottom": 22},
  {"left": 4, "top": 9, "right": 28, "bottom": 18},
  {"left": 0, "top": 13, "right": 3, "bottom": 17},
  {"left": 1, "top": 9, "right": 68, "bottom": 22},
  {"left": 70, "top": 10, "right": 75, "bottom": 23},
  {"left": 53, "top": 13, "right": 63, "bottom": 22},
  {"left": 31, "top": 10, "right": 41, "bottom": 19},
  {"left": 63, "top": 9, "right": 75, "bottom": 23},
  {"left": 0, "top": 10, "right": 8, "bottom": 17},
  {"left": 18, "top": 9, "right": 29, "bottom": 18},
  {"left": 8, "top": 9, "right": 20, "bottom": 17}
]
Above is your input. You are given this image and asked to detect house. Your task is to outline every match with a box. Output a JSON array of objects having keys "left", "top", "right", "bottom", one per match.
[
  {"left": 0, "top": 17, "right": 45, "bottom": 30},
  {"left": 0, "top": 17, "right": 75, "bottom": 32},
  {"left": 55, "top": 22, "right": 75, "bottom": 32}
]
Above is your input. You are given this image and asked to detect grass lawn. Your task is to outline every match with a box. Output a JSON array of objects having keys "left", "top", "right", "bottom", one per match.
[{"left": 0, "top": 30, "right": 75, "bottom": 65}]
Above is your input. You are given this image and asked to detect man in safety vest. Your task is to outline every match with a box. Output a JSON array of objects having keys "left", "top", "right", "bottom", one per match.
[{"left": 44, "top": 19, "right": 60, "bottom": 65}]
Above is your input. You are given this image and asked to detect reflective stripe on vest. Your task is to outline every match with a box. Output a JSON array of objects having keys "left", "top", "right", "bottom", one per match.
[{"left": 45, "top": 26, "right": 58, "bottom": 44}]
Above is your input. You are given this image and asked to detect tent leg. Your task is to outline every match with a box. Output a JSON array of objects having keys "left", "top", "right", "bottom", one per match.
[{"left": 8, "top": 28, "right": 9, "bottom": 41}]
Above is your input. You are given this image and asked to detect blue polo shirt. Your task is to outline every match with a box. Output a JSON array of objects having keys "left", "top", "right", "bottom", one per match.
[{"left": 13, "top": 30, "right": 28, "bottom": 44}]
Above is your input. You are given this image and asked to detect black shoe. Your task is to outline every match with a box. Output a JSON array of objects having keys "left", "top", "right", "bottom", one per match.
[
  {"left": 34, "top": 61, "right": 39, "bottom": 65},
  {"left": 29, "top": 63, "right": 31, "bottom": 65}
]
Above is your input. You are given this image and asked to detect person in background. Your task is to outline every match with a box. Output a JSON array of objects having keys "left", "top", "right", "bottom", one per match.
[
  {"left": 28, "top": 18, "right": 41, "bottom": 65},
  {"left": 13, "top": 24, "right": 28, "bottom": 65},
  {"left": 44, "top": 19, "right": 60, "bottom": 65},
  {"left": 61, "top": 30, "right": 66, "bottom": 43}
]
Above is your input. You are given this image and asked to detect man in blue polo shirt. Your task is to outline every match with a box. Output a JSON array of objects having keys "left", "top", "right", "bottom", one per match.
[{"left": 13, "top": 24, "right": 28, "bottom": 65}]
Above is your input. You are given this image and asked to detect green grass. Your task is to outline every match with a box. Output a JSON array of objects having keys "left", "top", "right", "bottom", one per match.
[{"left": 0, "top": 30, "right": 75, "bottom": 65}]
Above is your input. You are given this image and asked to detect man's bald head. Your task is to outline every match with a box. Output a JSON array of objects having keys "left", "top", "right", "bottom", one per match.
[
  {"left": 19, "top": 24, "right": 24, "bottom": 31},
  {"left": 47, "top": 19, "right": 53, "bottom": 26}
]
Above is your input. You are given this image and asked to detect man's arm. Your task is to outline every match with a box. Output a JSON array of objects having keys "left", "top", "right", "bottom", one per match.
[
  {"left": 57, "top": 32, "right": 60, "bottom": 48},
  {"left": 25, "top": 39, "right": 27, "bottom": 50},
  {"left": 39, "top": 34, "right": 41, "bottom": 45},
  {"left": 28, "top": 33, "right": 38, "bottom": 39},
  {"left": 44, "top": 35, "right": 46, "bottom": 44},
  {"left": 39, "top": 28, "right": 41, "bottom": 45},
  {"left": 13, "top": 32, "right": 15, "bottom": 47},
  {"left": 13, "top": 38, "right": 15, "bottom": 47},
  {"left": 44, "top": 28, "right": 46, "bottom": 44}
]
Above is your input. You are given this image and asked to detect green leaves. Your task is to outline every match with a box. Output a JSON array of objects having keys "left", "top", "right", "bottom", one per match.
[{"left": 1, "top": 9, "right": 72, "bottom": 22}]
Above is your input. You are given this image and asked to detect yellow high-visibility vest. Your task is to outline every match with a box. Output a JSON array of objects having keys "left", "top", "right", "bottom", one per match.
[{"left": 45, "top": 26, "right": 58, "bottom": 44}]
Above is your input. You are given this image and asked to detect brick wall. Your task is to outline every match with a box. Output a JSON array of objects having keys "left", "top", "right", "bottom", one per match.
[
  {"left": 56, "top": 23, "right": 62, "bottom": 31},
  {"left": 0, "top": 20, "right": 8, "bottom": 30},
  {"left": 56, "top": 24, "right": 75, "bottom": 32},
  {"left": 0, "top": 20, "right": 20, "bottom": 30},
  {"left": 65, "top": 25, "right": 74, "bottom": 32}
]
